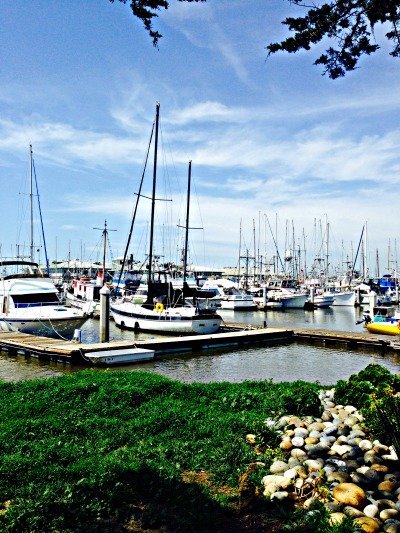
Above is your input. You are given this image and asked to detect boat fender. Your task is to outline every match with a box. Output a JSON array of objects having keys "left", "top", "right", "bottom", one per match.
[
  {"left": 398, "top": 321, "right": 400, "bottom": 330},
  {"left": 155, "top": 303, "right": 164, "bottom": 313}
]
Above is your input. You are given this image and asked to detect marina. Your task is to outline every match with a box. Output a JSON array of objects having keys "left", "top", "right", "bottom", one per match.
[{"left": 0, "top": 304, "right": 399, "bottom": 380}]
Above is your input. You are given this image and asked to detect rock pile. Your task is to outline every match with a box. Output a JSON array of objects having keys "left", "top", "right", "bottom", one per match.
[{"left": 257, "top": 389, "right": 400, "bottom": 532}]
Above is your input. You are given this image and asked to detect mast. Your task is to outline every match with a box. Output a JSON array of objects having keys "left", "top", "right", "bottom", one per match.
[
  {"left": 183, "top": 161, "right": 192, "bottom": 282},
  {"left": 93, "top": 220, "right": 116, "bottom": 285},
  {"left": 147, "top": 102, "right": 160, "bottom": 285},
  {"left": 29, "top": 144, "right": 34, "bottom": 262}
]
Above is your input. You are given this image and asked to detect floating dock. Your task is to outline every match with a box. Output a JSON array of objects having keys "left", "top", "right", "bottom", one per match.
[
  {"left": 0, "top": 325, "right": 292, "bottom": 365},
  {"left": 0, "top": 325, "right": 397, "bottom": 366}
]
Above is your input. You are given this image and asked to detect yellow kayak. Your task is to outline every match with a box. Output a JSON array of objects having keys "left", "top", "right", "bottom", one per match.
[{"left": 366, "top": 321, "right": 400, "bottom": 336}]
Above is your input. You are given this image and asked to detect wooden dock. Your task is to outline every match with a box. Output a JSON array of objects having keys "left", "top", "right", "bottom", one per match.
[
  {"left": 0, "top": 326, "right": 396, "bottom": 366},
  {"left": 293, "top": 328, "right": 393, "bottom": 351},
  {"left": 0, "top": 325, "right": 293, "bottom": 365}
]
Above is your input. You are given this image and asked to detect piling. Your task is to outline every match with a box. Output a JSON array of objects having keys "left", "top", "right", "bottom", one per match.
[{"left": 99, "top": 285, "right": 110, "bottom": 343}]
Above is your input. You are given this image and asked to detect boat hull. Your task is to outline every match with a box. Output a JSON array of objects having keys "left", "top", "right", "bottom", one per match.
[
  {"left": 0, "top": 310, "right": 88, "bottom": 339},
  {"left": 65, "top": 293, "right": 100, "bottom": 317},
  {"left": 280, "top": 294, "right": 308, "bottom": 309},
  {"left": 84, "top": 347, "right": 155, "bottom": 365},
  {"left": 220, "top": 299, "right": 256, "bottom": 310},
  {"left": 330, "top": 291, "right": 356, "bottom": 307},
  {"left": 110, "top": 303, "right": 222, "bottom": 334},
  {"left": 366, "top": 322, "right": 400, "bottom": 336}
]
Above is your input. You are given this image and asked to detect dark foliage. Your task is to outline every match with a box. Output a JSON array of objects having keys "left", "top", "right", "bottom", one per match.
[
  {"left": 267, "top": 1, "right": 400, "bottom": 78},
  {"left": 110, "top": 0, "right": 206, "bottom": 45}
]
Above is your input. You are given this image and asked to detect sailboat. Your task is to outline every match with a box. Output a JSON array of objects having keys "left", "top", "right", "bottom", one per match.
[
  {"left": 110, "top": 104, "right": 222, "bottom": 334},
  {"left": 0, "top": 146, "right": 89, "bottom": 339}
]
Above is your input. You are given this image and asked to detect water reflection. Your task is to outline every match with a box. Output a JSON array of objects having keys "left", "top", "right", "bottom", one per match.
[{"left": 0, "top": 307, "right": 397, "bottom": 384}]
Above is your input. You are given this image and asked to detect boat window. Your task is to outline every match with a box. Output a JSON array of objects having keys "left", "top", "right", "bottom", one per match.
[{"left": 11, "top": 293, "right": 60, "bottom": 307}]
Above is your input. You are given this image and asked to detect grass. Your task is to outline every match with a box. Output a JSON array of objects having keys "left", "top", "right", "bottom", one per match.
[{"left": 0, "top": 367, "right": 377, "bottom": 531}]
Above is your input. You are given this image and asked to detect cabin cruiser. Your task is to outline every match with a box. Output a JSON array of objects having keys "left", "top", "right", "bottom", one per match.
[
  {"left": 0, "top": 260, "right": 89, "bottom": 339},
  {"left": 201, "top": 279, "right": 257, "bottom": 310}
]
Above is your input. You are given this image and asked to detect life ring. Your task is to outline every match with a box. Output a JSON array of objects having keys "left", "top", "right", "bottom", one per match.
[{"left": 155, "top": 303, "right": 164, "bottom": 313}]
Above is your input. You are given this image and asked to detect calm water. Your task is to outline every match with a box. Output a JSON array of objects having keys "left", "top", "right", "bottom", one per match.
[{"left": 0, "top": 307, "right": 398, "bottom": 384}]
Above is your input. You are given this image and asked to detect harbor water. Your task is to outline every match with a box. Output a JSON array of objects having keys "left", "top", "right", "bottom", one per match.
[{"left": 0, "top": 306, "right": 399, "bottom": 384}]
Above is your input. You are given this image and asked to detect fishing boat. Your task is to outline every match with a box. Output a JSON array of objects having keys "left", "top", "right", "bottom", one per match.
[
  {"left": 65, "top": 274, "right": 102, "bottom": 317},
  {"left": 0, "top": 260, "right": 89, "bottom": 338},
  {"left": 329, "top": 290, "right": 356, "bottom": 307},
  {"left": 111, "top": 104, "right": 222, "bottom": 334}
]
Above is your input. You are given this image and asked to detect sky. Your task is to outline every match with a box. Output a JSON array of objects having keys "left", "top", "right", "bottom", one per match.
[{"left": 1, "top": 0, "right": 400, "bottom": 277}]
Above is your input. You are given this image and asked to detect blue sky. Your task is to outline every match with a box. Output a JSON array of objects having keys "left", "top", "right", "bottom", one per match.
[{"left": 1, "top": 0, "right": 400, "bottom": 276}]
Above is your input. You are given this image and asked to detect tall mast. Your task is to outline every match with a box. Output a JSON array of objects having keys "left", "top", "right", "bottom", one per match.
[
  {"left": 29, "top": 144, "right": 34, "bottom": 262},
  {"left": 183, "top": 161, "right": 192, "bottom": 282},
  {"left": 147, "top": 102, "right": 160, "bottom": 284}
]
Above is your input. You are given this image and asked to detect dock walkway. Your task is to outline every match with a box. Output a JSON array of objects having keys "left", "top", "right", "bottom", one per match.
[
  {"left": 0, "top": 325, "right": 292, "bottom": 364},
  {"left": 0, "top": 326, "right": 396, "bottom": 365}
]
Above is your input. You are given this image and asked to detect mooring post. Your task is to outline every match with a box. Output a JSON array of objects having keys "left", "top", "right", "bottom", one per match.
[
  {"left": 99, "top": 284, "right": 110, "bottom": 343},
  {"left": 309, "top": 287, "right": 315, "bottom": 305}
]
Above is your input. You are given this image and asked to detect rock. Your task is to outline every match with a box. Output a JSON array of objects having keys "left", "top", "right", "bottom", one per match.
[
  {"left": 269, "top": 460, "right": 289, "bottom": 474},
  {"left": 353, "top": 516, "right": 381, "bottom": 532},
  {"left": 364, "top": 504, "right": 379, "bottom": 518},
  {"left": 246, "top": 433, "right": 256, "bottom": 445},
  {"left": 381, "top": 509, "right": 400, "bottom": 521},
  {"left": 270, "top": 491, "right": 289, "bottom": 501},
  {"left": 262, "top": 474, "right": 291, "bottom": 495},
  {"left": 333, "top": 482, "right": 366, "bottom": 507},
  {"left": 383, "top": 518, "right": 400, "bottom": 532},
  {"left": 328, "top": 471, "right": 351, "bottom": 483},
  {"left": 292, "top": 436, "right": 305, "bottom": 448},
  {"left": 329, "top": 511, "right": 347, "bottom": 525}
]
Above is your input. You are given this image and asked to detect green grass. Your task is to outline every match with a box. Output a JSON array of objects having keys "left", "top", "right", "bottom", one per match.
[{"left": 0, "top": 368, "right": 368, "bottom": 531}]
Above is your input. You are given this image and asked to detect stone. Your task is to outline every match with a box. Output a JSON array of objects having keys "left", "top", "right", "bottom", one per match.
[
  {"left": 383, "top": 519, "right": 400, "bottom": 532},
  {"left": 379, "top": 481, "right": 398, "bottom": 494},
  {"left": 246, "top": 433, "right": 256, "bottom": 445},
  {"left": 269, "top": 461, "right": 289, "bottom": 474},
  {"left": 330, "top": 443, "right": 353, "bottom": 456},
  {"left": 343, "top": 505, "right": 365, "bottom": 517},
  {"left": 333, "top": 482, "right": 366, "bottom": 507},
  {"left": 359, "top": 440, "right": 373, "bottom": 451},
  {"left": 270, "top": 491, "right": 289, "bottom": 501},
  {"left": 329, "top": 512, "right": 347, "bottom": 525},
  {"left": 262, "top": 474, "right": 291, "bottom": 495},
  {"left": 327, "top": 471, "right": 351, "bottom": 483},
  {"left": 291, "top": 448, "right": 307, "bottom": 460},
  {"left": 304, "top": 458, "right": 324, "bottom": 472},
  {"left": 364, "top": 504, "right": 379, "bottom": 518},
  {"left": 380, "top": 509, "right": 399, "bottom": 521},
  {"left": 291, "top": 436, "right": 305, "bottom": 448},
  {"left": 353, "top": 516, "right": 381, "bottom": 532}
]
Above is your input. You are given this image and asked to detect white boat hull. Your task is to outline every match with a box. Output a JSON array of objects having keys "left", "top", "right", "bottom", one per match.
[
  {"left": 309, "top": 295, "right": 335, "bottom": 308},
  {"left": 84, "top": 347, "right": 155, "bottom": 365},
  {"left": 0, "top": 307, "right": 88, "bottom": 338},
  {"left": 65, "top": 293, "right": 100, "bottom": 317},
  {"left": 280, "top": 294, "right": 308, "bottom": 309},
  {"left": 220, "top": 298, "right": 256, "bottom": 310},
  {"left": 110, "top": 302, "right": 222, "bottom": 334},
  {"left": 330, "top": 291, "right": 356, "bottom": 307}
]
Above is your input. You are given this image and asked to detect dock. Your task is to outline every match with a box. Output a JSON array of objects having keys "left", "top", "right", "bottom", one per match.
[
  {"left": 0, "top": 325, "right": 397, "bottom": 365},
  {"left": 0, "top": 325, "right": 292, "bottom": 365},
  {"left": 293, "top": 328, "right": 392, "bottom": 351}
]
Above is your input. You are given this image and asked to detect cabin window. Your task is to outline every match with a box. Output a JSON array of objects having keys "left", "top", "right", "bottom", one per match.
[{"left": 11, "top": 293, "right": 60, "bottom": 307}]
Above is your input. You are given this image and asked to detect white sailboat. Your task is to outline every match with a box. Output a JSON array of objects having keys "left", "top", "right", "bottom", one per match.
[{"left": 111, "top": 104, "right": 222, "bottom": 334}]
